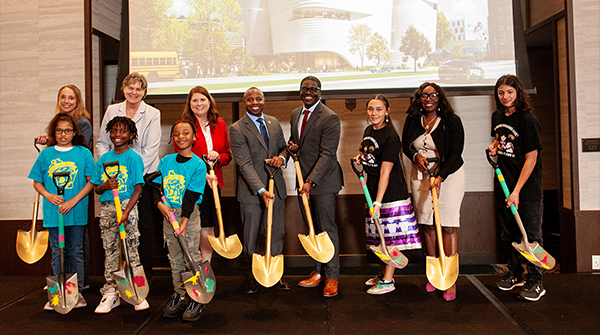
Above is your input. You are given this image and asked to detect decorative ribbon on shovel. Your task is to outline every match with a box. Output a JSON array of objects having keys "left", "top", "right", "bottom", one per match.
[
  {"left": 288, "top": 149, "right": 335, "bottom": 263},
  {"left": 486, "top": 149, "right": 555, "bottom": 270},
  {"left": 103, "top": 161, "right": 149, "bottom": 305},
  {"left": 16, "top": 139, "right": 49, "bottom": 264},
  {"left": 46, "top": 171, "right": 78, "bottom": 314},
  {"left": 252, "top": 162, "right": 284, "bottom": 287},
  {"left": 202, "top": 155, "right": 242, "bottom": 259},
  {"left": 146, "top": 171, "right": 216, "bottom": 304},
  {"left": 350, "top": 158, "right": 408, "bottom": 269}
]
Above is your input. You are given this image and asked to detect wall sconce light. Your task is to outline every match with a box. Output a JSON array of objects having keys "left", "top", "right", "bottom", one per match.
[{"left": 345, "top": 99, "right": 356, "bottom": 112}]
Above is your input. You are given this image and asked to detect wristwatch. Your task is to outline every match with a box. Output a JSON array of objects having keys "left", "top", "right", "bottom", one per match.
[{"left": 305, "top": 179, "right": 316, "bottom": 188}]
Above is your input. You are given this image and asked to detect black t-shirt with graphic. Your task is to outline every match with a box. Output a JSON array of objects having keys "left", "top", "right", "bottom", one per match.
[
  {"left": 360, "top": 125, "right": 409, "bottom": 202},
  {"left": 491, "top": 110, "right": 542, "bottom": 200}
]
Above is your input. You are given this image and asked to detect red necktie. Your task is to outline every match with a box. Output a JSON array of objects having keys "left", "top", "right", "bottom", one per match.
[{"left": 300, "top": 110, "right": 310, "bottom": 140}]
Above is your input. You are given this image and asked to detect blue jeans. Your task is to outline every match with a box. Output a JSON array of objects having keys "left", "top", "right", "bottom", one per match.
[
  {"left": 49, "top": 225, "right": 85, "bottom": 293},
  {"left": 496, "top": 198, "right": 544, "bottom": 283}
]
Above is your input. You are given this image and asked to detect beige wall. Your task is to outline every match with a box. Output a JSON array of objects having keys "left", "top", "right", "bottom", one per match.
[
  {"left": 572, "top": 0, "right": 600, "bottom": 211},
  {"left": 0, "top": 0, "right": 85, "bottom": 220}
]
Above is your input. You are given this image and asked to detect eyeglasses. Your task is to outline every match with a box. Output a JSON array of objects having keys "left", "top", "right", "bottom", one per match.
[
  {"left": 420, "top": 93, "right": 439, "bottom": 101},
  {"left": 300, "top": 86, "right": 320, "bottom": 94},
  {"left": 55, "top": 128, "right": 74, "bottom": 135}
]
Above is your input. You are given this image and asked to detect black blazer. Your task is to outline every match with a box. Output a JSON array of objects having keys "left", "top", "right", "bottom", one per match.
[{"left": 402, "top": 113, "right": 465, "bottom": 180}]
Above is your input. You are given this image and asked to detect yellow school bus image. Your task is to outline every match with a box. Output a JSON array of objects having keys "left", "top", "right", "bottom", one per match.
[{"left": 130, "top": 51, "right": 179, "bottom": 82}]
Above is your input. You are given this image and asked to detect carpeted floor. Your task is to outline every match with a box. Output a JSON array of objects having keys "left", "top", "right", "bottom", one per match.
[{"left": 1, "top": 272, "right": 598, "bottom": 335}]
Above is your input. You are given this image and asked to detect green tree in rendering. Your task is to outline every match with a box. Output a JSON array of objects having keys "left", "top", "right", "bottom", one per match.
[
  {"left": 187, "top": 0, "right": 243, "bottom": 76},
  {"left": 366, "top": 32, "right": 391, "bottom": 66},
  {"left": 451, "top": 44, "right": 466, "bottom": 59},
  {"left": 348, "top": 24, "right": 373, "bottom": 68},
  {"left": 436, "top": 12, "right": 454, "bottom": 51},
  {"left": 399, "top": 25, "right": 432, "bottom": 72},
  {"left": 129, "top": 0, "right": 173, "bottom": 51}
]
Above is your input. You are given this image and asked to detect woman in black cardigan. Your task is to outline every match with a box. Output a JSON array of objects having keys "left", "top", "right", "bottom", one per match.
[{"left": 402, "top": 82, "right": 465, "bottom": 301}]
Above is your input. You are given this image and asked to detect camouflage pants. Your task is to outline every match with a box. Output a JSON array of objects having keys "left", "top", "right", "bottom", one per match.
[
  {"left": 99, "top": 199, "right": 141, "bottom": 294},
  {"left": 163, "top": 207, "right": 201, "bottom": 296}
]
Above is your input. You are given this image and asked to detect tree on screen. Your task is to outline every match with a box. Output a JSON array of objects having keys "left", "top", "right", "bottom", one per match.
[
  {"left": 451, "top": 44, "right": 466, "bottom": 59},
  {"left": 367, "top": 32, "right": 391, "bottom": 66},
  {"left": 399, "top": 25, "right": 432, "bottom": 72},
  {"left": 130, "top": 0, "right": 172, "bottom": 51},
  {"left": 187, "top": 0, "right": 243, "bottom": 77},
  {"left": 437, "top": 12, "right": 454, "bottom": 51},
  {"left": 348, "top": 24, "right": 373, "bottom": 68}
]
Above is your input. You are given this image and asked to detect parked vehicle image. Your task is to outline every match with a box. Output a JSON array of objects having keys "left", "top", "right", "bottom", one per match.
[
  {"left": 130, "top": 51, "right": 179, "bottom": 82},
  {"left": 438, "top": 60, "right": 484, "bottom": 82},
  {"left": 370, "top": 64, "right": 392, "bottom": 73}
]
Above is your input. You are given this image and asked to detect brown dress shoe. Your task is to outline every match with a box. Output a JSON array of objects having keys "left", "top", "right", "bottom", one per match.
[
  {"left": 323, "top": 279, "right": 338, "bottom": 297},
  {"left": 298, "top": 271, "right": 321, "bottom": 288}
]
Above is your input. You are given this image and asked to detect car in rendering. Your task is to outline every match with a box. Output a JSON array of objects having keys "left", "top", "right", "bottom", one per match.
[
  {"left": 371, "top": 64, "right": 392, "bottom": 73},
  {"left": 438, "top": 60, "right": 484, "bottom": 82}
]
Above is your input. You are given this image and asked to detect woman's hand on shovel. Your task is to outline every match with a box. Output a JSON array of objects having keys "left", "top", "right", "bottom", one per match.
[{"left": 429, "top": 176, "right": 442, "bottom": 197}]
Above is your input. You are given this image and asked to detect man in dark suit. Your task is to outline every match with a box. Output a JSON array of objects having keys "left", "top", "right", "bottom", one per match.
[
  {"left": 229, "top": 87, "right": 289, "bottom": 294},
  {"left": 288, "top": 76, "right": 344, "bottom": 297}
]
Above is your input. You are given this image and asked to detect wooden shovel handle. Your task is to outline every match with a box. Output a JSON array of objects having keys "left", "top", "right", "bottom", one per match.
[
  {"left": 430, "top": 176, "right": 446, "bottom": 261},
  {"left": 293, "top": 160, "right": 315, "bottom": 236}
]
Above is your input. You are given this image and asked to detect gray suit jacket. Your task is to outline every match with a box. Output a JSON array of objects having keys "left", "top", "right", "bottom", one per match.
[
  {"left": 230, "top": 113, "right": 287, "bottom": 204},
  {"left": 289, "top": 101, "right": 344, "bottom": 195}
]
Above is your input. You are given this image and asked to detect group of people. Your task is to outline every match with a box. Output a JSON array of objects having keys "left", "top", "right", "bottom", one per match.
[{"left": 28, "top": 72, "right": 546, "bottom": 323}]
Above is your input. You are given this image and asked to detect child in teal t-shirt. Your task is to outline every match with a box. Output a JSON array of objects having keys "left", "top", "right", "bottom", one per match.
[
  {"left": 90, "top": 116, "right": 147, "bottom": 313},
  {"left": 28, "top": 113, "right": 95, "bottom": 310},
  {"left": 152, "top": 120, "right": 206, "bottom": 321}
]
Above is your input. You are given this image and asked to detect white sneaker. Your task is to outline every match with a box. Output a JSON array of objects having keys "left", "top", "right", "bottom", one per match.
[
  {"left": 134, "top": 299, "right": 150, "bottom": 311},
  {"left": 75, "top": 294, "right": 87, "bottom": 308},
  {"left": 43, "top": 302, "right": 53, "bottom": 311},
  {"left": 95, "top": 288, "right": 120, "bottom": 314}
]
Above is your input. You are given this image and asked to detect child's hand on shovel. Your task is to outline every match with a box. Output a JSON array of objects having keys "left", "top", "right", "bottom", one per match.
[
  {"left": 157, "top": 202, "right": 175, "bottom": 223},
  {"left": 206, "top": 173, "right": 218, "bottom": 189},
  {"left": 175, "top": 218, "right": 188, "bottom": 238}
]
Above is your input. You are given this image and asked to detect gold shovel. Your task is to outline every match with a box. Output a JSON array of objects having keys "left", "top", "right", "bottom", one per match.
[
  {"left": 17, "top": 139, "right": 49, "bottom": 264},
  {"left": 288, "top": 151, "right": 334, "bottom": 263},
  {"left": 202, "top": 156, "right": 242, "bottom": 259},
  {"left": 425, "top": 174, "right": 459, "bottom": 291},
  {"left": 252, "top": 163, "right": 284, "bottom": 287}
]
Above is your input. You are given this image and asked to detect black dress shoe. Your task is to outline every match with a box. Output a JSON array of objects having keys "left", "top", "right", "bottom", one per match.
[
  {"left": 276, "top": 279, "right": 290, "bottom": 291},
  {"left": 245, "top": 279, "right": 258, "bottom": 294}
]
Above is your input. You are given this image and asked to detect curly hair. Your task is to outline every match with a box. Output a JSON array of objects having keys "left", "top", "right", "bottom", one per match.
[
  {"left": 300, "top": 76, "right": 322, "bottom": 89},
  {"left": 105, "top": 116, "right": 138, "bottom": 146},
  {"left": 45, "top": 113, "right": 87, "bottom": 147},
  {"left": 169, "top": 120, "right": 198, "bottom": 145},
  {"left": 181, "top": 86, "right": 219, "bottom": 131},
  {"left": 54, "top": 85, "right": 91, "bottom": 121},
  {"left": 406, "top": 82, "right": 455, "bottom": 118},
  {"left": 494, "top": 75, "right": 533, "bottom": 113}
]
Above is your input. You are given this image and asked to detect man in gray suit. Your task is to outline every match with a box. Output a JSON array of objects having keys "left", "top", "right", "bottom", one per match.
[
  {"left": 229, "top": 87, "right": 289, "bottom": 294},
  {"left": 288, "top": 76, "right": 344, "bottom": 297}
]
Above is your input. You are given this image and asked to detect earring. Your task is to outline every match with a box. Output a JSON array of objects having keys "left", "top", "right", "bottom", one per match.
[
  {"left": 438, "top": 107, "right": 440, "bottom": 112},
  {"left": 385, "top": 115, "right": 389, "bottom": 123}
]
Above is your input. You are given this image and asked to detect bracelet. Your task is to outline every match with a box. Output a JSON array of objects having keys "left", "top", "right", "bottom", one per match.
[{"left": 373, "top": 201, "right": 382, "bottom": 208}]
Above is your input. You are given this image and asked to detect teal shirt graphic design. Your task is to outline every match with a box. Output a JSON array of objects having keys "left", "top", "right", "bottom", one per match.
[
  {"left": 101, "top": 164, "right": 130, "bottom": 194},
  {"left": 164, "top": 170, "right": 186, "bottom": 207},
  {"left": 47, "top": 158, "right": 78, "bottom": 189}
]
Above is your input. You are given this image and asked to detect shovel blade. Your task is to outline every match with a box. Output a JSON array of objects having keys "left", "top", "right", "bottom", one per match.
[
  {"left": 208, "top": 234, "right": 243, "bottom": 259},
  {"left": 16, "top": 229, "right": 49, "bottom": 264},
  {"left": 182, "top": 261, "right": 216, "bottom": 304},
  {"left": 513, "top": 241, "right": 555, "bottom": 270},
  {"left": 46, "top": 273, "right": 78, "bottom": 314},
  {"left": 252, "top": 253, "right": 284, "bottom": 288},
  {"left": 298, "top": 232, "right": 335, "bottom": 264},
  {"left": 370, "top": 245, "right": 409, "bottom": 269},
  {"left": 113, "top": 266, "right": 149, "bottom": 305},
  {"left": 426, "top": 254, "right": 459, "bottom": 291}
]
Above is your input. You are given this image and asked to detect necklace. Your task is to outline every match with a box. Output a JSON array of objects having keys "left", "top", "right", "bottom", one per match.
[{"left": 423, "top": 115, "right": 438, "bottom": 132}]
